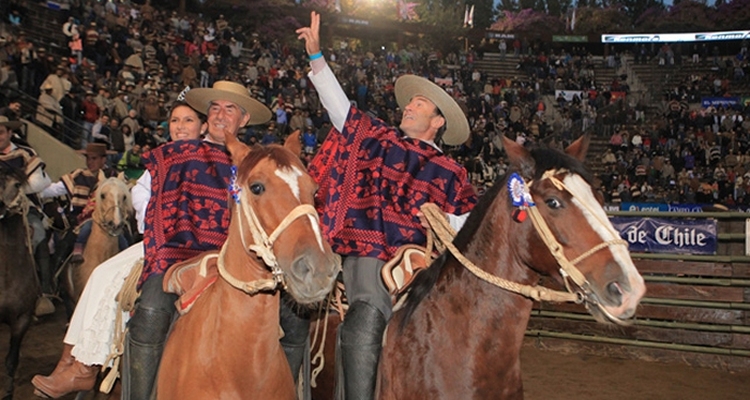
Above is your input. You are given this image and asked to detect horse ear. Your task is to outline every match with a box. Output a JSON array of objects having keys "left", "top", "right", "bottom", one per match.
[
  {"left": 117, "top": 171, "right": 125, "bottom": 181},
  {"left": 565, "top": 133, "right": 590, "bottom": 162},
  {"left": 225, "top": 132, "right": 251, "bottom": 166},
  {"left": 98, "top": 169, "right": 106, "bottom": 182},
  {"left": 498, "top": 134, "right": 534, "bottom": 178},
  {"left": 284, "top": 130, "right": 302, "bottom": 158}
]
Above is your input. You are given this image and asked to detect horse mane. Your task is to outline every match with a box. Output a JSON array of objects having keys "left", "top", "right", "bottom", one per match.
[
  {"left": 399, "top": 142, "right": 591, "bottom": 330},
  {"left": 237, "top": 144, "right": 303, "bottom": 181},
  {"left": 0, "top": 163, "right": 27, "bottom": 185}
]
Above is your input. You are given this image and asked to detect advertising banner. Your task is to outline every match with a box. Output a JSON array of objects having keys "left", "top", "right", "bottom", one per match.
[
  {"left": 701, "top": 97, "right": 741, "bottom": 108},
  {"left": 553, "top": 35, "right": 588, "bottom": 42},
  {"left": 610, "top": 217, "right": 717, "bottom": 255},
  {"left": 620, "top": 203, "right": 705, "bottom": 212},
  {"left": 487, "top": 32, "right": 515, "bottom": 40},
  {"left": 602, "top": 30, "right": 750, "bottom": 43}
]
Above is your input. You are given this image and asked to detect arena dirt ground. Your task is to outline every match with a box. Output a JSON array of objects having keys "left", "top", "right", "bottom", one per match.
[{"left": 2, "top": 307, "right": 749, "bottom": 399}]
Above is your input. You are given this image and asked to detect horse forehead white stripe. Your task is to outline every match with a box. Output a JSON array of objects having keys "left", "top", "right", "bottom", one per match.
[
  {"left": 563, "top": 174, "right": 639, "bottom": 277},
  {"left": 274, "top": 166, "right": 325, "bottom": 252},
  {"left": 275, "top": 166, "right": 304, "bottom": 201},
  {"left": 308, "top": 214, "right": 325, "bottom": 252}
]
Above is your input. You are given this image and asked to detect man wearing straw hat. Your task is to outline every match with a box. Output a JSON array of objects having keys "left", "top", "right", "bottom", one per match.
[
  {"left": 121, "top": 82, "right": 272, "bottom": 400},
  {"left": 297, "top": 12, "right": 477, "bottom": 399}
]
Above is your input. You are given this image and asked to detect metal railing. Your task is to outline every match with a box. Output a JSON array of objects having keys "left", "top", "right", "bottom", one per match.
[{"left": 2, "top": 84, "right": 86, "bottom": 149}]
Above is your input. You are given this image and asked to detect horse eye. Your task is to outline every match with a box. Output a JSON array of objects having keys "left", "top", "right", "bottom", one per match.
[
  {"left": 14, "top": 182, "right": 21, "bottom": 189},
  {"left": 250, "top": 183, "right": 265, "bottom": 195},
  {"left": 545, "top": 198, "right": 562, "bottom": 209}
]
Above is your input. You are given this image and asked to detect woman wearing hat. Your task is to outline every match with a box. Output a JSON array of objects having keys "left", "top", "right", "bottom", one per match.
[
  {"left": 297, "top": 12, "right": 477, "bottom": 399},
  {"left": 31, "top": 100, "right": 212, "bottom": 398}
]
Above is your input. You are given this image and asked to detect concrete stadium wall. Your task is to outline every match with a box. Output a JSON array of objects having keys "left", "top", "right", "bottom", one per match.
[{"left": 23, "top": 119, "right": 85, "bottom": 181}]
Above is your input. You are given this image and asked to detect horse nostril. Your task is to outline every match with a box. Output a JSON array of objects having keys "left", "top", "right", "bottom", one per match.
[
  {"left": 291, "top": 258, "right": 312, "bottom": 280},
  {"left": 606, "top": 282, "right": 624, "bottom": 306}
]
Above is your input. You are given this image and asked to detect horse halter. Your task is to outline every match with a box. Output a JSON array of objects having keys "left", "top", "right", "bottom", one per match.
[
  {"left": 216, "top": 170, "right": 323, "bottom": 295},
  {"left": 0, "top": 181, "right": 28, "bottom": 220},
  {"left": 524, "top": 169, "right": 631, "bottom": 324},
  {"left": 423, "top": 168, "right": 632, "bottom": 326},
  {"left": 93, "top": 203, "right": 127, "bottom": 237}
]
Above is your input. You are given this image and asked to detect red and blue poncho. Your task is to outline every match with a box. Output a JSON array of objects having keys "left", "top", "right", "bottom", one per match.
[
  {"left": 309, "top": 108, "right": 476, "bottom": 262},
  {"left": 140, "top": 140, "right": 232, "bottom": 287}
]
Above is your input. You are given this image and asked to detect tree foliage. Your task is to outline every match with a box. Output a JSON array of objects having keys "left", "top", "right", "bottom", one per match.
[
  {"left": 713, "top": 0, "right": 750, "bottom": 29},
  {"left": 490, "top": 8, "right": 566, "bottom": 37},
  {"left": 571, "top": 6, "right": 629, "bottom": 34},
  {"left": 618, "top": 0, "right": 662, "bottom": 27}
]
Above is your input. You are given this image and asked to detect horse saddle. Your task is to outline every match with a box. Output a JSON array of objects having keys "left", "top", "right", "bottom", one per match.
[
  {"left": 381, "top": 244, "right": 430, "bottom": 302},
  {"left": 163, "top": 252, "right": 220, "bottom": 315},
  {"left": 329, "top": 244, "right": 431, "bottom": 317}
]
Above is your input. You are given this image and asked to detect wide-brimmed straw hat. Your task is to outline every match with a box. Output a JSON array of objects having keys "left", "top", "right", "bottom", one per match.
[
  {"left": 395, "top": 75, "right": 469, "bottom": 146},
  {"left": 185, "top": 81, "right": 271, "bottom": 126},
  {"left": 0, "top": 116, "right": 23, "bottom": 130}
]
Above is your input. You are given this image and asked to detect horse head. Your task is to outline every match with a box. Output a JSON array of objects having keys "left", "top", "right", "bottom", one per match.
[
  {"left": 93, "top": 176, "right": 133, "bottom": 237},
  {"left": 225, "top": 131, "right": 339, "bottom": 305},
  {"left": 499, "top": 134, "right": 645, "bottom": 324},
  {"left": 0, "top": 165, "right": 27, "bottom": 220}
]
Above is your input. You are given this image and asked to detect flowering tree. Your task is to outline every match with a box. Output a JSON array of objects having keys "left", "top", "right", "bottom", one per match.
[
  {"left": 490, "top": 8, "right": 566, "bottom": 37},
  {"left": 712, "top": 0, "right": 750, "bottom": 30}
]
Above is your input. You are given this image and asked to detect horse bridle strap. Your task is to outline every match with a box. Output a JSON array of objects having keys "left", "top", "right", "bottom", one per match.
[
  {"left": 527, "top": 170, "right": 628, "bottom": 296},
  {"left": 0, "top": 183, "right": 28, "bottom": 220},
  {"left": 215, "top": 243, "right": 281, "bottom": 295},
  {"left": 421, "top": 203, "right": 579, "bottom": 303},
  {"left": 220, "top": 188, "right": 322, "bottom": 294},
  {"left": 93, "top": 204, "right": 125, "bottom": 237}
]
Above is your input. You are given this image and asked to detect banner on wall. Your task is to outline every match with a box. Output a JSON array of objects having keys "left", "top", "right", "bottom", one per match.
[
  {"left": 602, "top": 30, "right": 750, "bottom": 43},
  {"left": 610, "top": 217, "right": 717, "bottom": 255},
  {"left": 701, "top": 97, "right": 741, "bottom": 108}
]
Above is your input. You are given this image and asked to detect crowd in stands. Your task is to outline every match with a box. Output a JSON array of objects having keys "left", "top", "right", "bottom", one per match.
[{"left": 0, "top": 0, "right": 749, "bottom": 204}]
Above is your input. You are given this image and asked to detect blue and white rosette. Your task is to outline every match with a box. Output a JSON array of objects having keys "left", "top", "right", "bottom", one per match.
[
  {"left": 507, "top": 173, "right": 535, "bottom": 207},
  {"left": 229, "top": 165, "right": 242, "bottom": 204}
]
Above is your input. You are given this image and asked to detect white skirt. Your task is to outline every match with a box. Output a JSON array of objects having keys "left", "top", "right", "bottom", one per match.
[{"left": 66, "top": 242, "right": 144, "bottom": 366}]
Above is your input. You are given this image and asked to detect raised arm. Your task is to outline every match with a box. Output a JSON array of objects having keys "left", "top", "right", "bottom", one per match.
[{"left": 296, "top": 11, "right": 350, "bottom": 132}]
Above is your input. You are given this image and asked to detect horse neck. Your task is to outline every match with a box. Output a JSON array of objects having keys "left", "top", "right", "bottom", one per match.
[
  {"left": 209, "top": 218, "right": 283, "bottom": 339},
  {"left": 435, "top": 191, "right": 539, "bottom": 346},
  {"left": 0, "top": 213, "right": 31, "bottom": 254},
  {"left": 463, "top": 192, "right": 541, "bottom": 291}
]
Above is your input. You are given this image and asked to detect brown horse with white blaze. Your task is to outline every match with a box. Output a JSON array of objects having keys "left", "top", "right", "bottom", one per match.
[
  {"left": 0, "top": 165, "right": 40, "bottom": 400},
  {"left": 156, "top": 133, "right": 340, "bottom": 400},
  {"left": 375, "top": 134, "right": 645, "bottom": 399}
]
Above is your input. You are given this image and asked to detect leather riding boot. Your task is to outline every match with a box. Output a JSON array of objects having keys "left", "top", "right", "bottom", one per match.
[
  {"left": 121, "top": 333, "right": 164, "bottom": 400},
  {"left": 31, "top": 358, "right": 97, "bottom": 398},
  {"left": 339, "top": 301, "right": 387, "bottom": 400},
  {"left": 279, "top": 297, "right": 310, "bottom": 383},
  {"left": 39, "top": 344, "right": 74, "bottom": 379},
  {"left": 121, "top": 275, "right": 176, "bottom": 400}
]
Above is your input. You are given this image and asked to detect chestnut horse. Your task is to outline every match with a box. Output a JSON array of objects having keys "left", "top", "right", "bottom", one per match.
[
  {"left": 156, "top": 133, "right": 340, "bottom": 400},
  {"left": 65, "top": 176, "right": 133, "bottom": 303},
  {"left": 0, "top": 165, "right": 41, "bottom": 399},
  {"left": 309, "top": 134, "right": 646, "bottom": 399}
]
